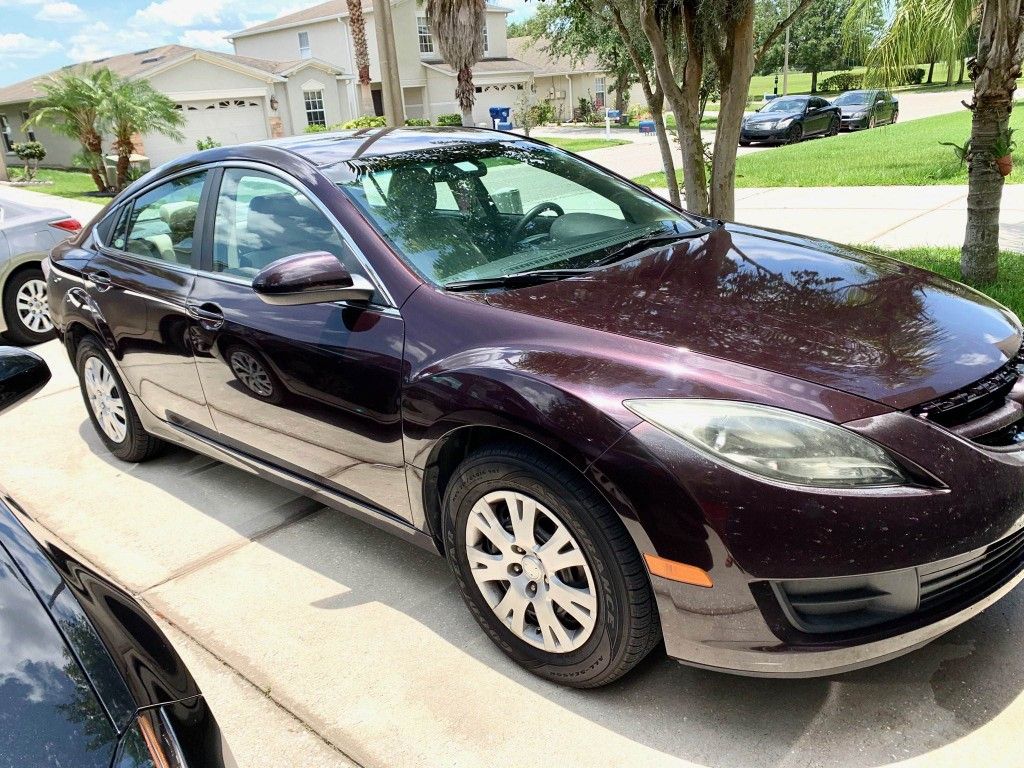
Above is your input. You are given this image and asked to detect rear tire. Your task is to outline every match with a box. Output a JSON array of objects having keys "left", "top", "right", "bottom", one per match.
[
  {"left": 2, "top": 268, "right": 56, "bottom": 346},
  {"left": 443, "top": 443, "right": 660, "bottom": 688},
  {"left": 75, "top": 337, "right": 162, "bottom": 462}
]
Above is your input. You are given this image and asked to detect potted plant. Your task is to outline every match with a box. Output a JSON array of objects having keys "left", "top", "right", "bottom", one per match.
[{"left": 994, "top": 128, "right": 1015, "bottom": 177}]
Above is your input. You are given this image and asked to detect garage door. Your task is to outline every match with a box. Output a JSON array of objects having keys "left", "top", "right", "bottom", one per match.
[
  {"left": 142, "top": 98, "right": 269, "bottom": 166},
  {"left": 471, "top": 82, "right": 528, "bottom": 126}
]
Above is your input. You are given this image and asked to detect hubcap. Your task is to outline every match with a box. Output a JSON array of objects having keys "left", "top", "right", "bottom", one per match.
[
  {"left": 83, "top": 357, "right": 127, "bottom": 443},
  {"left": 230, "top": 351, "right": 273, "bottom": 397},
  {"left": 465, "top": 490, "right": 598, "bottom": 653},
  {"left": 15, "top": 279, "right": 52, "bottom": 334}
]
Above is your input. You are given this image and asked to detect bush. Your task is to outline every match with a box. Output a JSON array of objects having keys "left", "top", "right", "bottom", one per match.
[
  {"left": 530, "top": 100, "right": 556, "bottom": 126},
  {"left": 436, "top": 113, "right": 463, "bottom": 126},
  {"left": 896, "top": 66, "right": 926, "bottom": 85},
  {"left": 342, "top": 115, "right": 387, "bottom": 129},
  {"left": 404, "top": 117, "right": 431, "bottom": 126},
  {"left": 195, "top": 136, "right": 221, "bottom": 151},
  {"left": 819, "top": 72, "right": 863, "bottom": 92},
  {"left": 304, "top": 124, "right": 329, "bottom": 133},
  {"left": 12, "top": 141, "right": 46, "bottom": 180}
]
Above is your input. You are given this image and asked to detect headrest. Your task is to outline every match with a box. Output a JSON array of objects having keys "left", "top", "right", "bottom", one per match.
[
  {"left": 388, "top": 166, "right": 437, "bottom": 217},
  {"left": 159, "top": 201, "right": 198, "bottom": 234}
]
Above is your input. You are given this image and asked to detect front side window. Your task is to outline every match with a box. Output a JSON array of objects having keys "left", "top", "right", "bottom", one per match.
[
  {"left": 333, "top": 142, "right": 699, "bottom": 287},
  {"left": 298, "top": 31, "right": 311, "bottom": 59},
  {"left": 303, "top": 89, "right": 326, "bottom": 127},
  {"left": 417, "top": 16, "right": 433, "bottom": 53},
  {"left": 0, "top": 115, "right": 12, "bottom": 152},
  {"left": 211, "top": 168, "right": 369, "bottom": 287},
  {"left": 119, "top": 172, "right": 207, "bottom": 265}
]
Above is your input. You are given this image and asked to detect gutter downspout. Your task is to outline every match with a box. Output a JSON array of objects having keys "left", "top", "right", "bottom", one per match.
[{"left": 566, "top": 74, "right": 573, "bottom": 123}]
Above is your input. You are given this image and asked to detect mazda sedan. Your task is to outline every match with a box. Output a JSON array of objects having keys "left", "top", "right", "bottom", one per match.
[{"left": 47, "top": 128, "right": 1024, "bottom": 687}]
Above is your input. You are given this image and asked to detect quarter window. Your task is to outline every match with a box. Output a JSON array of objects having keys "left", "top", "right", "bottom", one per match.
[
  {"left": 417, "top": 16, "right": 433, "bottom": 53},
  {"left": 298, "top": 31, "right": 311, "bottom": 59},
  {"left": 303, "top": 89, "right": 326, "bottom": 127},
  {"left": 0, "top": 115, "right": 12, "bottom": 152},
  {"left": 119, "top": 172, "right": 207, "bottom": 266},
  {"left": 210, "top": 168, "right": 369, "bottom": 288}
]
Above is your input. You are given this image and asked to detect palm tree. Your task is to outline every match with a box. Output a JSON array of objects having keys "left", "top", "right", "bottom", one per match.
[
  {"left": 427, "top": 0, "right": 487, "bottom": 126},
  {"left": 99, "top": 73, "right": 184, "bottom": 190},
  {"left": 26, "top": 68, "right": 110, "bottom": 192},
  {"left": 845, "top": 0, "right": 1024, "bottom": 284},
  {"left": 347, "top": 0, "right": 375, "bottom": 115}
]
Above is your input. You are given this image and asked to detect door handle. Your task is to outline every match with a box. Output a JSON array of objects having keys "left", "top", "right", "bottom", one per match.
[
  {"left": 84, "top": 269, "right": 112, "bottom": 290},
  {"left": 186, "top": 302, "right": 225, "bottom": 330}
]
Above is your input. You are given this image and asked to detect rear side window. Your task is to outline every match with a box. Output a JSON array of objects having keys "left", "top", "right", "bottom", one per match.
[
  {"left": 120, "top": 172, "right": 207, "bottom": 266},
  {"left": 210, "top": 168, "right": 368, "bottom": 282}
]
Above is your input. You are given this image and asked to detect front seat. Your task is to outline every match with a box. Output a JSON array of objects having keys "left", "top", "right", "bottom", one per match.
[{"left": 386, "top": 167, "right": 487, "bottom": 280}]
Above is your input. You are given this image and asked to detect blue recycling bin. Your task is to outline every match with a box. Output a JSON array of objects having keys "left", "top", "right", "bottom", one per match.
[{"left": 489, "top": 106, "right": 511, "bottom": 130}]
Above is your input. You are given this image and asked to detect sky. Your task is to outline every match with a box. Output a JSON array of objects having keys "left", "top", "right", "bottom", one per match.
[{"left": 0, "top": 0, "right": 536, "bottom": 85}]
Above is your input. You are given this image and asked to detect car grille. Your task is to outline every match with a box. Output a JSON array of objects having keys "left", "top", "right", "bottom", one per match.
[
  {"left": 912, "top": 354, "right": 1024, "bottom": 443},
  {"left": 918, "top": 526, "right": 1024, "bottom": 612}
]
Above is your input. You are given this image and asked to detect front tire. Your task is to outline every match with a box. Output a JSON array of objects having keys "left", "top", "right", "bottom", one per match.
[
  {"left": 785, "top": 124, "right": 802, "bottom": 144},
  {"left": 2, "top": 268, "right": 56, "bottom": 345},
  {"left": 75, "top": 337, "right": 162, "bottom": 462},
  {"left": 827, "top": 116, "right": 840, "bottom": 137},
  {"left": 443, "top": 443, "right": 660, "bottom": 688}
]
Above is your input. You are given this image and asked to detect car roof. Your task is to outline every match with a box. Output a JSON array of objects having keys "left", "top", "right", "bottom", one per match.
[{"left": 260, "top": 126, "right": 522, "bottom": 167}]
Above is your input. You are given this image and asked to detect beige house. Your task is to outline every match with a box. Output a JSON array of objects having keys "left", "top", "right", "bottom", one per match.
[{"left": 229, "top": 0, "right": 532, "bottom": 125}]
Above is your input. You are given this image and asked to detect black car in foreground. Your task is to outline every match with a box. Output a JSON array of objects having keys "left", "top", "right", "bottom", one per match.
[
  {"left": 0, "top": 346, "right": 235, "bottom": 767},
  {"left": 739, "top": 95, "right": 841, "bottom": 145},
  {"left": 833, "top": 89, "right": 899, "bottom": 130}
]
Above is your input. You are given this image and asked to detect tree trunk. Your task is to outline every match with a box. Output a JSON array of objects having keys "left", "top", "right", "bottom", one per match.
[
  {"left": 84, "top": 130, "right": 107, "bottom": 192},
  {"left": 116, "top": 143, "right": 130, "bottom": 190},
  {"left": 709, "top": 2, "right": 756, "bottom": 220},
  {"left": 958, "top": 57, "right": 966, "bottom": 84},
  {"left": 811, "top": 70, "right": 818, "bottom": 93},
  {"left": 946, "top": 55, "right": 955, "bottom": 87},
  {"left": 927, "top": 58, "right": 935, "bottom": 83},
  {"left": 457, "top": 67, "right": 475, "bottom": 126},
  {"left": 372, "top": 0, "right": 404, "bottom": 126},
  {"left": 960, "top": 0, "right": 1024, "bottom": 284}
]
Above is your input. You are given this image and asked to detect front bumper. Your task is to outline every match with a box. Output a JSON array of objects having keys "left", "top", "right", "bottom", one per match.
[
  {"left": 840, "top": 114, "right": 871, "bottom": 130},
  {"left": 740, "top": 124, "right": 789, "bottom": 142}
]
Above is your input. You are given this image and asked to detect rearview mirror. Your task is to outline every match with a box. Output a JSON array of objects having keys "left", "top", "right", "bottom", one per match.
[
  {"left": 0, "top": 347, "right": 51, "bottom": 416},
  {"left": 252, "top": 251, "right": 375, "bottom": 306}
]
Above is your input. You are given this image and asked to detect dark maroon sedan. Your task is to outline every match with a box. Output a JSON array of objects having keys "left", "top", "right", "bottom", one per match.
[{"left": 46, "top": 128, "right": 1024, "bottom": 687}]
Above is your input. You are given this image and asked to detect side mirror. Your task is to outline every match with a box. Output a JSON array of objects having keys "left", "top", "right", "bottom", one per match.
[
  {"left": 0, "top": 347, "right": 51, "bottom": 416},
  {"left": 252, "top": 251, "right": 375, "bottom": 306}
]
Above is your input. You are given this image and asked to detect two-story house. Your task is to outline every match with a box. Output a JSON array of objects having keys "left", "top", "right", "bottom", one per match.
[{"left": 229, "top": 0, "right": 534, "bottom": 126}]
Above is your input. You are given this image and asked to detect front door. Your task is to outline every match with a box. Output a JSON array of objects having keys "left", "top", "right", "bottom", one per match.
[
  {"left": 83, "top": 171, "right": 216, "bottom": 431},
  {"left": 188, "top": 167, "right": 411, "bottom": 520}
]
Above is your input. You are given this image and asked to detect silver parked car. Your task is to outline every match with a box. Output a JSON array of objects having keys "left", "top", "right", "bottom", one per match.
[{"left": 0, "top": 199, "right": 81, "bottom": 344}]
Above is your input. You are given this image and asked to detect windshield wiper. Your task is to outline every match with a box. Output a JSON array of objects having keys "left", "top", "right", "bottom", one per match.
[
  {"left": 587, "top": 224, "right": 720, "bottom": 269},
  {"left": 445, "top": 268, "right": 592, "bottom": 292}
]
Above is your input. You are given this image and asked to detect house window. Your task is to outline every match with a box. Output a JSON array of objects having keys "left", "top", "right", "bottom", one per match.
[
  {"left": 303, "top": 89, "right": 326, "bottom": 127},
  {"left": 594, "top": 77, "right": 606, "bottom": 108},
  {"left": 0, "top": 115, "right": 12, "bottom": 152},
  {"left": 481, "top": 21, "right": 488, "bottom": 53},
  {"left": 298, "top": 31, "right": 311, "bottom": 59},
  {"left": 417, "top": 16, "right": 433, "bottom": 53},
  {"left": 21, "top": 111, "right": 35, "bottom": 142}
]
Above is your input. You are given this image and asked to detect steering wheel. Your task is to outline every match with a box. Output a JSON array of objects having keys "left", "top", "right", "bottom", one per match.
[{"left": 508, "top": 202, "right": 565, "bottom": 247}]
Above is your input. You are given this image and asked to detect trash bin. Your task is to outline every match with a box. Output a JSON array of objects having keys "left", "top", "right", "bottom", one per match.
[{"left": 489, "top": 106, "right": 512, "bottom": 130}]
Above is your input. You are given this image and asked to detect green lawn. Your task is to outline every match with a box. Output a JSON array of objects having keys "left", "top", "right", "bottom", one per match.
[
  {"left": 633, "top": 103, "right": 1024, "bottom": 188},
  {"left": 878, "top": 246, "right": 1024, "bottom": 318},
  {"left": 9, "top": 169, "right": 110, "bottom": 202},
  {"left": 747, "top": 62, "right": 966, "bottom": 98},
  {"left": 542, "top": 137, "right": 630, "bottom": 152}
]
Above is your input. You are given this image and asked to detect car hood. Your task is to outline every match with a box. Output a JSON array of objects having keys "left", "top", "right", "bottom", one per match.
[
  {"left": 836, "top": 104, "right": 870, "bottom": 113},
  {"left": 746, "top": 111, "right": 801, "bottom": 123},
  {"left": 478, "top": 224, "right": 1022, "bottom": 410}
]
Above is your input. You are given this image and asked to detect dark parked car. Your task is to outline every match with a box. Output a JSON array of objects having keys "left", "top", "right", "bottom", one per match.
[
  {"left": 47, "top": 129, "right": 1024, "bottom": 687},
  {"left": 833, "top": 89, "right": 899, "bottom": 130},
  {"left": 0, "top": 347, "right": 235, "bottom": 765},
  {"left": 740, "top": 95, "right": 841, "bottom": 145}
]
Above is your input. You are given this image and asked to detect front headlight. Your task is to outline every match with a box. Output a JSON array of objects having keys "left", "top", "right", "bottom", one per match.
[
  {"left": 775, "top": 117, "right": 793, "bottom": 128},
  {"left": 625, "top": 399, "right": 907, "bottom": 488}
]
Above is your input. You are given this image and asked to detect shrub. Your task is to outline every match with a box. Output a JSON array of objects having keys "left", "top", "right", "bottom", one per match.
[
  {"left": 12, "top": 141, "right": 46, "bottom": 180},
  {"left": 531, "top": 100, "right": 555, "bottom": 126},
  {"left": 819, "top": 72, "right": 863, "bottom": 92},
  {"left": 436, "top": 113, "right": 463, "bottom": 126},
  {"left": 404, "top": 117, "right": 431, "bottom": 126},
  {"left": 342, "top": 115, "right": 387, "bottom": 129},
  {"left": 195, "top": 136, "right": 221, "bottom": 151},
  {"left": 896, "top": 66, "right": 926, "bottom": 85},
  {"left": 304, "top": 124, "right": 329, "bottom": 133}
]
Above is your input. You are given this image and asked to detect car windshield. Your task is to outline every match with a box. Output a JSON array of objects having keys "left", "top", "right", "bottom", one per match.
[
  {"left": 834, "top": 91, "right": 873, "bottom": 105},
  {"left": 759, "top": 97, "right": 807, "bottom": 113},
  {"left": 330, "top": 141, "right": 701, "bottom": 287}
]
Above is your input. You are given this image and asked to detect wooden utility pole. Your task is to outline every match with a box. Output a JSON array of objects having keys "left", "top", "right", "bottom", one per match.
[
  {"left": 0, "top": 146, "right": 8, "bottom": 182},
  {"left": 372, "top": 0, "right": 405, "bottom": 126}
]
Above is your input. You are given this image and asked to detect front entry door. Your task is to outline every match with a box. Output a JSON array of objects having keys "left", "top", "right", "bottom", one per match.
[
  {"left": 188, "top": 167, "right": 411, "bottom": 520},
  {"left": 83, "top": 171, "right": 216, "bottom": 431}
]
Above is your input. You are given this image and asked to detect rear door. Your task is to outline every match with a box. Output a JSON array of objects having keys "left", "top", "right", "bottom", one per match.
[{"left": 83, "top": 170, "right": 216, "bottom": 430}]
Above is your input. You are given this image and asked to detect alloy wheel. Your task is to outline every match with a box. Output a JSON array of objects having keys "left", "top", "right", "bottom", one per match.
[
  {"left": 14, "top": 279, "right": 52, "bottom": 335},
  {"left": 465, "top": 490, "right": 598, "bottom": 653},
  {"left": 83, "top": 356, "right": 128, "bottom": 443},
  {"left": 229, "top": 350, "right": 274, "bottom": 397}
]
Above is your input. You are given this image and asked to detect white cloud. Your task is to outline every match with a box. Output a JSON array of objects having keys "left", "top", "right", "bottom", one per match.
[
  {"left": 131, "top": 0, "right": 229, "bottom": 29},
  {"left": 67, "top": 21, "right": 161, "bottom": 62},
  {"left": 0, "top": 32, "right": 61, "bottom": 59},
  {"left": 34, "top": 1, "right": 85, "bottom": 22},
  {"left": 178, "top": 28, "right": 233, "bottom": 52}
]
